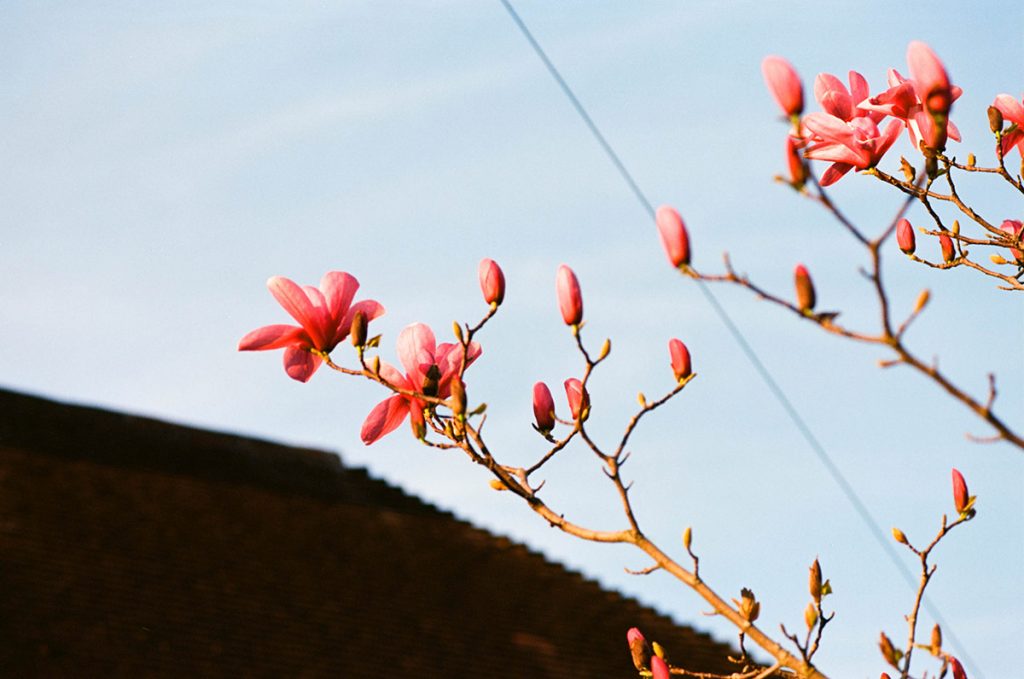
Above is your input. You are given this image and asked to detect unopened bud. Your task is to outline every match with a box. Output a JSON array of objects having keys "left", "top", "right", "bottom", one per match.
[
  {"left": 452, "top": 321, "right": 464, "bottom": 344},
  {"left": 350, "top": 310, "right": 368, "bottom": 348},
  {"left": 668, "top": 338, "right": 692, "bottom": 381},
  {"left": 682, "top": 526, "right": 692, "bottom": 551},
  {"left": 804, "top": 602, "right": 818, "bottom": 630},
  {"left": 489, "top": 479, "right": 508, "bottom": 491},
  {"left": 951, "top": 468, "right": 973, "bottom": 516},
  {"left": 988, "top": 105, "right": 1004, "bottom": 133},
  {"left": 809, "top": 558, "right": 822, "bottom": 603},
  {"left": 951, "top": 220, "right": 960, "bottom": 236},
  {"left": 896, "top": 218, "right": 916, "bottom": 255},
  {"left": 967, "top": 153, "right": 976, "bottom": 167},
  {"left": 598, "top": 338, "right": 611, "bottom": 361},
  {"left": 733, "top": 588, "right": 760, "bottom": 623},
  {"left": 879, "top": 632, "right": 899, "bottom": 668},
  {"left": 449, "top": 377, "right": 467, "bottom": 418},
  {"left": 627, "top": 628, "right": 651, "bottom": 671},
  {"left": 532, "top": 382, "right": 556, "bottom": 434},
  {"left": 892, "top": 527, "right": 908, "bottom": 545},
  {"left": 637, "top": 392, "right": 647, "bottom": 408},
  {"left": 990, "top": 253, "right": 1009, "bottom": 265},
  {"left": 421, "top": 364, "right": 441, "bottom": 397},
  {"left": 913, "top": 289, "right": 930, "bottom": 314},
  {"left": 939, "top": 233, "right": 956, "bottom": 263},
  {"left": 652, "top": 642, "right": 667, "bottom": 661},
  {"left": 478, "top": 258, "right": 506, "bottom": 306},
  {"left": 794, "top": 264, "right": 816, "bottom": 312},
  {"left": 372, "top": 356, "right": 381, "bottom": 375},
  {"left": 949, "top": 656, "right": 967, "bottom": 679},
  {"left": 651, "top": 655, "right": 670, "bottom": 679},
  {"left": 410, "top": 413, "right": 427, "bottom": 440},
  {"left": 930, "top": 624, "right": 942, "bottom": 656}
]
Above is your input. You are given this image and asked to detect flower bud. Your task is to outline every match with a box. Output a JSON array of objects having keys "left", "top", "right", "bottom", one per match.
[
  {"left": 409, "top": 410, "right": 427, "bottom": 440},
  {"left": 733, "top": 588, "right": 760, "bottom": 623},
  {"left": 627, "top": 628, "right": 651, "bottom": 671},
  {"left": 939, "top": 233, "right": 955, "bottom": 263},
  {"left": 988, "top": 105, "right": 1004, "bottom": 133},
  {"left": 651, "top": 655, "right": 670, "bottom": 679},
  {"left": 949, "top": 656, "right": 967, "bottom": 679},
  {"left": 532, "top": 381, "right": 556, "bottom": 434},
  {"left": 913, "top": 289, "right": 930, "bottom": 314},
  {"left": 761, "top": 56, "right": 804, "bottom": 117},
  {"left": 682, "top": 526, "right": 692, "bottom": 551},
  {"left": 556, "top": 264, "right": 583, "bottom": 326},
  {"left": 967, "top": 153, "right": 976, "bottom": 167},
  {"left": 478, "top": 258, "right": 505, "bottom": 306},
  {"left": 891, "top": 527, "right": 908, "bottom": 545},
  {"left": 598, "top": 338, "right": 611, "bottom": 361},
  {"left": 350, "top": 310, "right": 368, "bottom": 348},
  {"left": 668, "top": 338, "right": 692, "bottom": 382},
  {"left": 564, "top": 378, "right": 589, "bottom": 421},
  {"left": 794, "top": 264, "right": 816, "bottom": 312},
  {"left": 809, "top": 558, "right": 822, "bottom": 603},
  {"left": 449, "top": 376, "right": 467, "bottom": 419},
  {"left": 489, "top": 478, "right": 508, "bottom": 491},
  {"left": 652, "top": 642, "right": 667, "bottom": 660},
  {"left": 804, "top": 602, "right": 818, "bottom": 629},
  {"left": 879, "top": 632, "right": 899, "bottom": 668},
  {"left": 951, "top": 468, "right": 970, "bottom": 515},
  {"left": 930, "top": 624, "right": 942, "bottom": 656},
  {"left": 655, "top": 205, "right": 691, "bottom": 267},
  {"left": 896, "top": 218, "right": 916, "bottom": 255}
]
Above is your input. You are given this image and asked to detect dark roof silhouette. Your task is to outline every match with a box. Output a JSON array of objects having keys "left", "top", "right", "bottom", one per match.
[{"left": 0, "top": 388, "right": 736, "bottom": 677}]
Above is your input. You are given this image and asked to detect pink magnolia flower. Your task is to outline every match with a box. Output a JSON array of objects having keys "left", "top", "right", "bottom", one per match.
[
  {"left": 794, "top": 264, "right": 816, "bottom": 311},
  {"left": 238, "top": 272, "right": 385, "bottom": 383},
  {"left": 556, "top": 265, "right": 583, "bottom": 326},
  {"left": 668, "top": 338, "right": 692, "bottom": 381},
  {"left": 478, "top": 258, "right": 506, "bottom": 306},
  {"left": 360, "top": 323, "right": 481, "bottom": 445},
  {"left": 532, "top": 381, "right": 556, "bottom": 434},
  {"left": 951, "top": 468, "right": 970, "bottom": 515},
  {"left": 651, "top": 655, "right": 670, "bottom": 679},
  {"left": 858, "top": 43, "right": 962, "bottom": 152},
  {"left": 992, "top": 94, "right": 1024, "bottom": 157},
  {"left": 896, "top": 218, "right": 916, "bottom": 254},
  {"left": 814, "top": 71, "right": 882, "bottom": 124},
  {"left": 564, "top": 378, "right": 589, "bottom": 420},
  {"left": 803, "top": 113, "right": 903, "bottom": 185},
  {"left": 998, "top": 219, "right": 1024, "bottom": 263},
  {"left": 762, "top": 56, "right": 804, "bottom": 117},
  {"left": 656, "top": 205, "right": 691, "bottom": 267}
]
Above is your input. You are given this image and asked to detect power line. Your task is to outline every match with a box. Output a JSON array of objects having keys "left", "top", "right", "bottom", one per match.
[{"left": 495, "top": 1, "right": 980, "bottom": 676}]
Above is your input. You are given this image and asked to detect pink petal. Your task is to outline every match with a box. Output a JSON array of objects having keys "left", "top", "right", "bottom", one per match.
[
  {"left": 907, "top": 41, "right": 950, "bottom": 100},
  {"left": 994, "top": 94, "right": 1024, "bottom": 125},
  {"left": 848, "top": 71, "right": 870, "bottom": 107},
  {"left": 360, "top": 395, "right": 410, "bottom": 444},
  {"left": 819, "top": 163, "right": 853, "bottom": 186},
  {"left": 946, "top": 119, "right": 961, "bottom": 143},
  {"left": 870, "top": 119, "right": 904, "bottom": 165},
  {"left": 320, "top": 271, "right": 360, "bottom": 323},
  {"left": 268, "top": 276, "right": 328, "bottom": 350},
  {"left": 238, "top": 324, "right": 308, "bottom": 351},
  {"left": 283, "top": 346, "right": 322, "bottom": 382},
  {"left": 378, "top": 362, "right": 412, "bottom": 391},
  {"left": 1002, "top": 128, "right": 1024, "bottom": 156},
  {"left": 814, "top": 73, "right": 852, "bottom": 121},
  {"left": 804, "top": 141, "right": 864, "bottom": 166},
  {"left": 803, "top": 113, "right": 857, "bottom": 147},
  {"left": 397, "top": 323, "right": 436, "bottom": 384}
]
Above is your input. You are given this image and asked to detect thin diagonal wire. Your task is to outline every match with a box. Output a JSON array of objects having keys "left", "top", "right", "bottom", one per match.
[{"left": 496, "top": 1, "right": 980, "bottom": 675}]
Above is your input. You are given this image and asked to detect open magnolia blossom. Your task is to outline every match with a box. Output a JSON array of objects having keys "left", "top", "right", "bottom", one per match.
[
  {"left": 238, "top": 271, "right": 384, "bottom": 382},
  {"left": 360, "top": 322, "right": 481, "bottom": 444}
]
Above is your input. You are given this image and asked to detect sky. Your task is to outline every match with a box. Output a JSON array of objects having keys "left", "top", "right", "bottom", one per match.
[{"left": 2, "top": 1, "right": 1022, "bottom": 676}]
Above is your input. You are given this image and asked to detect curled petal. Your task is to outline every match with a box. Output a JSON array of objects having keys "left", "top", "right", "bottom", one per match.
[
  {"left": 238, "top": 324, "right": 308, "bottom": 351},
  {"left": 360, "top": 395, "right": 411, "bottom": 445},
  {"left": 819, "top": 162, "right": 854, "bottom": 187},
  {"left": 814, "top": 73, "right": 853, "bottom": 121},
  {"left": 397, "top": 323, "right": 437, "bottom": 384},
  {"left": 993, "top": 93, "right": 1024, "bottom": 125},
  {"left": 320, "top": 271, "right": 360, "bottom": 323},
  {"left": 268, "top": 276, "right": 328, "bottom": 350}
]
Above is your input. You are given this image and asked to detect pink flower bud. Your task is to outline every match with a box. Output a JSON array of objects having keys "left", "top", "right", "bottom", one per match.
[
  {"left": 907, "top": 41, "right": 952, "bottom": 117},
  {"left": 532, "top": 381, "right": 555, "bottom": 434},
  {"left": 949, "top": 656, "right": 967, "bottom": 679},
  {"left": 939, "top": 233, "right": 956, "bottom": 263},
  {"left": 626, "top": 628, "right": 651, "bottom": 671},
  {"left": 998, "top": 219, "right": 1024, "bottom": 263},
  {"left": 786, "top": 136, "right": 807, "bottom": 188},
  {"left": 951, "top": 468, "right": 969, "bottom": 515},
  {"left": 651, "top": 655, "right": 670, "bottom": 679},
  {"left": 655, "top": 205, "right": 691, "bottom": 267},
  {"left": 794, "top": 264, "right": 816, "bottom": 312},
  {"left": 762, "top": 56, "right": 804, "bottom": 117},
  {"left": 556, "top": 265, "right": 583, "bottom": 326},
  {"left": 668, "top": 338, "right": 692, "bottom": 381},
  {"left": 478, "top": 258, "right": 506, "bottom": 306},
  {"left": 564, "top": 378, "right": 589, "bottom": 421},
  {"left": 896, "top": 218, "right": 916, "bottom": 255}
]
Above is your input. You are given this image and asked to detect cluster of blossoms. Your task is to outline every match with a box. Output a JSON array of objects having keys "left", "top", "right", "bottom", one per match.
[{"left": 239, "top": 260, "right": 694, "bottom": 447}]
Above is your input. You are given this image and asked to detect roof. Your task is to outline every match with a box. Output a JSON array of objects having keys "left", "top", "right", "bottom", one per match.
[{"left": 0, "top": 388, "right": 737, "bottom": 677}]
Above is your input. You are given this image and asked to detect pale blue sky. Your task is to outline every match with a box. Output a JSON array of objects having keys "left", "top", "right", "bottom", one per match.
[{"left": 2, "top": 2, "right": 1022, "bottom": 677}]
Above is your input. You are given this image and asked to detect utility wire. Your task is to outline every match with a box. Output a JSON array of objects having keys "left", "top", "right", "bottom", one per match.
[{"left": 496, "top": 1, "right": 980, "bottom": 675}]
